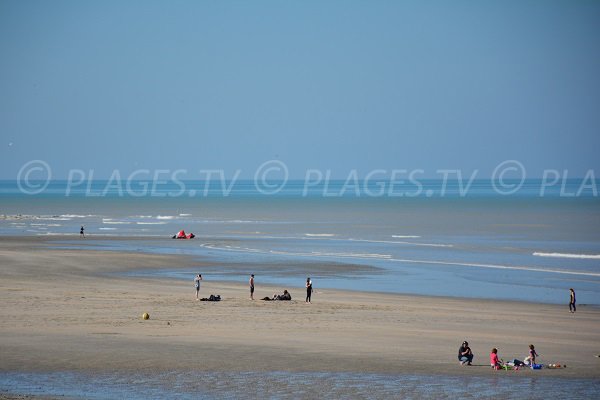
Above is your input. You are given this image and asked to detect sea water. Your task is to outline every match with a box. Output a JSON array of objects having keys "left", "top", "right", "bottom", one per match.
[
  {"left": 1, "top": 180, "right": 599, "bottom": 305},
  {"left": 1, "top": 371, "right": 599, "bottom": 399}
]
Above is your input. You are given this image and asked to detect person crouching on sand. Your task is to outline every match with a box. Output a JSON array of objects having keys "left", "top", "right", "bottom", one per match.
[{"left": 458, "top": 341, "right": 473, "bottom": 365}]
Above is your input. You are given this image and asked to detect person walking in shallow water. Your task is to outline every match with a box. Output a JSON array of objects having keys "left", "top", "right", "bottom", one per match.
[
  {"left": 194, "top": 274, "right": 202, "bottom": 300},
  {"left": 305, "top": 277, "right": 313, "bottom": 303},
  {"left": 569, "top": 288, "right": 576, "bottom": 313},
  {"left": 80, "top": 226, "right": 85, "bottom": 238},
  {"left": 249, "top": 274, "right": 255, "bottom": 300}
]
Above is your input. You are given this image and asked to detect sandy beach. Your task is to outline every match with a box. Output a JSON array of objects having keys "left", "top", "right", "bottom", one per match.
[{"left": 1, "top": 236, "right": 599, "bottom": 399}]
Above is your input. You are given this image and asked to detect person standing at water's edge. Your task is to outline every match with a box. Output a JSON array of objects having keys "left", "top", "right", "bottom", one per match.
[
  {"left": 458, "top": 341, "right": 473, "bottom": 365},
  {"left": 249, "top": 274, "right": 255, "bottom": 300},
  {"left": 194, "top": 274, "right": 202, "bottom": 300},
  {"left": 306, "top": 277, "right": 313, "bottom": 303},
  {"left": 80, "top": 226, "right": 85, "bottom": 238},
  {"left": 569, "top": 288, "right": 576, "bottom": 313}
]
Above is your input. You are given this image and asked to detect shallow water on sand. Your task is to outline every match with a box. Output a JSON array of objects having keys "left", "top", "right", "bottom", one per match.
[
  {"left": 1, "top": 371, "right": 599, "bottom": 399},
  {"left": 54, "top": 235, "right": 600, "bottom": 306}
]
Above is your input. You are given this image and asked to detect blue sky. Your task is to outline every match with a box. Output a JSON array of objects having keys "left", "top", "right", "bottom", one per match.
[{"left": 1, "top": 0, "right": 599, "bottom": 179}]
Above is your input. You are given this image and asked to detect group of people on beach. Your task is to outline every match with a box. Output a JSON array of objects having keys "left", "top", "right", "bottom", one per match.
[
  {"left": 459, "top": 341, "right": 541, "bottom": 370},
  {"left": 194, "top": 273, "right": 315, "bottom": 303}
]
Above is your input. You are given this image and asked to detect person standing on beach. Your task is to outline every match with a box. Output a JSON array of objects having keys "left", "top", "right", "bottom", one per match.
[
  {"left": 569, "top": 288, "right": 576, "bottom": 313},
  {"left": 80, "top": 226, "right": 85, "bottom": 238},
  {"left": 524, "top": 344, "right": 539, "bottom": 367},
  {"left": 194, "top": 274, "right": 202, "bottom": 300},
  {"left": 305, "top": 277, "right": 313, "bottom": 303},
  {"left": 249, "top": 274, "right": 255, "bottom": 300}
]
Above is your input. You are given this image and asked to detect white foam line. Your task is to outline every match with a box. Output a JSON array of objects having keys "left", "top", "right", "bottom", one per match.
[
  {"left": 201, "top": 243, "right": 392, "bottom": 260},
  {"left": 392, "top": 235, "right": 421, "bottom": 239},
  {"left": 157, "top": 215, "right": 176, "bottom": 220},
  {"left": 533, "top": 252, "right": 600, "bottom": 260},
  {"left": 270, "top": 249, "right": 391, "bottom": 259},
  {"left": 199, "top": 243, "right": 600, "bottom": 278},
  {"left": 136, "top": 222, "right": 167, "bottom": 225},
  {"left": 310, "top": 251, "right": 391, "bottom": 259},
  {"left": 348, "top": 238, "right": 453, "bottom": 248},
  {"left": 387, "top": 258, "right": 600, "bottom": 277},
  {"left": 305, "top": 233, "right": 336, "bottom": 237},
  {"left": 225, "top": 234, "right": 452, "bottom": 248},
  {"left": 35, "top": 232, "right": 79, "bottom": 236},
  {"left": 31, "top": 232, "right": 165, "bottom": 237},
  {"left": 201, "top": 244, "right": 262, "bottom": 253}
]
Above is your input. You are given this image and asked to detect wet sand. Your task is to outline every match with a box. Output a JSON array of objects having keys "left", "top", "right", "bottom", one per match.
[{"left": 1, "top": 236, "right": 599, "bottom": 389}]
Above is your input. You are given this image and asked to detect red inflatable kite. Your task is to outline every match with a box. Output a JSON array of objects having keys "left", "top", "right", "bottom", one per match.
[{"left": 172, "top": 230, "right": 195, "bottom": 239}]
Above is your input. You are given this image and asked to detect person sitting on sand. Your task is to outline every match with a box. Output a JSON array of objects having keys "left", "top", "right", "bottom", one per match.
[
  {"left": 458, "top": 341, "right": 473, "bottom": 365},
  {"left": 490, "top": 348, "right": 502, "bottom": 370},
  {"left": 278, "top": 290, "right": 291, "bottom": 300},
  {"left": 524, "top": 344, "right": 539, "bottom": 367},
  {"left": 262, "top": 290, "right": 291, "bottom": 301}
]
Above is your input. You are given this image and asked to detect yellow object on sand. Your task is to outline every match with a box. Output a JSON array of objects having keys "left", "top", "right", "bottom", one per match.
[{"left": 142, "top": 312, "right": 149, "bottom": 320}]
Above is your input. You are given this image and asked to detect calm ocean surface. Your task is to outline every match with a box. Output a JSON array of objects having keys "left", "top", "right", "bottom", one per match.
[{"left": 1, "top": 180, "right": 599, "bottom": 305}]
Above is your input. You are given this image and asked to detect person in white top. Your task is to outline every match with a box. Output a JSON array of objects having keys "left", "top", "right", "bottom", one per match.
[
  {"left": 306, "top": 277, "right": 313, "bottom": 303},
  {"left": 194, "top": 274, "right": 202, "bottom": 300}
]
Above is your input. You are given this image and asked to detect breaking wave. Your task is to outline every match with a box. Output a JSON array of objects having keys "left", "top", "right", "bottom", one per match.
[{"left": 533, "top": 252, "right": 600, "bottom": 260}]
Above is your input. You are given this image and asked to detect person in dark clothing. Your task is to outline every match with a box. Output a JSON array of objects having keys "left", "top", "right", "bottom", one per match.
[
  {"left": 569, "top": 288, "right": 576, "bottom": 313},
  {"left": 305, "top": 277, "right": 313, "bottom": 303},
  {"left": 261, "top": 290, "right": 291, "bottom": 301},
  {"left": 458, "top": 341, "right": 474, "bottom": 365}
]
